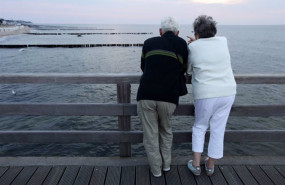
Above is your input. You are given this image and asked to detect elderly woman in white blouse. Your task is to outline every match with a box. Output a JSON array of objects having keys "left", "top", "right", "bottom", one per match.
[{"left": 186, "top": 15, "right": 236, "bottom": 176}]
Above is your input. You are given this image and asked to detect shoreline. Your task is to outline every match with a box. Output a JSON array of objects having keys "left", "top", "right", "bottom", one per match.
[{"left": 0, "top": 25, "right": 30, "bottom": 38}]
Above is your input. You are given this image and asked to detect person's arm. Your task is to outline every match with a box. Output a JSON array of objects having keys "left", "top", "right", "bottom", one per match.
[
  {"left": 181, "top": 42, "right": 188, "bottom": 74},
  {"left": 186, "top": 46, "right": 193, "bottom": 76}
]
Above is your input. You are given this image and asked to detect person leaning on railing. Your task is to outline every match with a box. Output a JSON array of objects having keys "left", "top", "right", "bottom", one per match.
[
  {"left": 186, "top": 15, "right": 237, "bottom": 176},
  {"left": 136, "top": 17, "right": 188, "bottom": 177}
]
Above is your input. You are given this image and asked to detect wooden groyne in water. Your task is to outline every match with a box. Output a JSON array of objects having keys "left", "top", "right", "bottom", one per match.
[
  {"left": 27, "top": 32, "right": 153, "bottom": 35},
  {"left": 0, "top": 73, "right": 284, "bottom": 184},
  {"left": 0, "top": 44, "right": 144, "bottom": 48},
  {"left": 35, "top": 28, "right": 115, "bottom": 31}
]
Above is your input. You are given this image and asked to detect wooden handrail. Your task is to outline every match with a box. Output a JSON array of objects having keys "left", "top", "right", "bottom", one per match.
[{"left": 0, "top": 73, "right": 284, "bottom": 84}]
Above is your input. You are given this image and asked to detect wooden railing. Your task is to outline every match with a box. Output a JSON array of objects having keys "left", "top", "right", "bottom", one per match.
[{"left": 0, "top": 73, "right": 284, "bottom": 157}]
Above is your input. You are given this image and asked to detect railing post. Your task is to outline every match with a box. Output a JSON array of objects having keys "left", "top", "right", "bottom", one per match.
[{"left": 117, "top": 82, "right": 131, "bottom": 157}]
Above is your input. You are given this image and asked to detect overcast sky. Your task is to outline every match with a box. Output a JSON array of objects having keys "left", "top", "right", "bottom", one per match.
[{"left": 0, "top": 0, "right": 284, "bottom": 25}]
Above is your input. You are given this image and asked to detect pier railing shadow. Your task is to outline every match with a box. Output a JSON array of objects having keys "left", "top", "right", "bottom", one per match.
[{"left": 0, "top": 73, "right": 284, "bottom": 157}]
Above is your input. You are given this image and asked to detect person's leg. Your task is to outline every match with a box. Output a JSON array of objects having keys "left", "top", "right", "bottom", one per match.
[
  {"left": 192, "top": 98, "right": 216, "bottom": 166},
  {"left": 137, "top": 100, "right": 162, "bottom": 176},
  {"left": 157, "top": 101, "right": 176, "bottom": 170},
  {"left": 207, "top": 95, "right": 235, "bottom": 162}
]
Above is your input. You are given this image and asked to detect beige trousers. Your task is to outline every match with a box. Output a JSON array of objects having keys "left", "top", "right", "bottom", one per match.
[{"left": 137, "top": 100, "right": 176, "bottom": 175}]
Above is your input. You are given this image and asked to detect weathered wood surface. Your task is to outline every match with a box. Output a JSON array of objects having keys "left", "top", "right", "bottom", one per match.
[
  {"left": 2, "top": 156, "right": 285, "bottom": 167},
  {"left": 0, "top": 73, "right": 284, "bottom": 84},
  {"left": 1, "top": 103, "right": 284, "bottom": 117},
  {"left": 1, "top": 165, "right": 283, "bottom": 185},
  {"left": 117, "top": 83, "right": 132, "bottom": 157},
  {"left": 0, "top": 130, "right": 284, "bottom": 144}
]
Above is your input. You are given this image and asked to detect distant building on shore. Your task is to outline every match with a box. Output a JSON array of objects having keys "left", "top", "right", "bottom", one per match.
[
  {"left": 0, "top": 19, "right": 4, "bottom": 25},
  {"left": 0, "top": 18, "right": 32, "bottom": 26}
]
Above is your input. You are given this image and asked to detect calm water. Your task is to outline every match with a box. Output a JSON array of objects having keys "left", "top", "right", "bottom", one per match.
[{"left": 0, "top": 24, "right": 284, "bottom": 157}]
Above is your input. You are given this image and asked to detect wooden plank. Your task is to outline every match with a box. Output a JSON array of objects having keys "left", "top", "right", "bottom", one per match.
[
  {"left": 127, "top": 104, "right": 285, "bottom": 117},
  {"left": 229, "top": 104, "right": 285, "bottom": 117},
  {"left": 0, "top": 167, "right": 23, "bottom": 185},
  {"left": 247, "top": 165, "right": 274, "bottom": 185},
  {"left": 177, "top": 165, "right": 196, "bottom": 185},
  {"left": 209, "top": 166, "right": 227, "bottom": 185},
  {"left": 194, "top": 166, "right": 212, "bottom": 185},
  {"left": 117, "top": 83, "right": 131, "bottom": 157},
  {"left": 26, "top": 166, "right": 51, "bottom": 185},
  {"left": 0, "top": 103, "right": 123, "bottom": 116},
  {"left": 105, "top": 166, "right": 121, "bottom": 185},
  {"left": 275, "top": 165, "right": 285, "bottom": 178},
  {"left": 11, "top": 166, "right": 37, "bottom": 185},
  {"left": 234, "top": 73, "right": 285, "bottom": 84},
  {"left": 89, "top": 166, "right": 107, "bottom": 185},
  {"left": 1, "top": 130, "right": 284, "bottom": 144},
  {"left": 164, "top": 166, "right": 181, "bottom": 185},
  {"left": 219, "top": 166, "right": 243, "bottom": 185},
  {"left": 1, "top": 103, "right": 284, "bottom": 117},
  {"left": 261, "top": 166, "right": 285, "bottom": 185},
  {"left": 73, "top": 166, "right": 94, "bottom": 185},
  {"left": 42, "top": 166, "right": 66, "bottom": 185},
  {"left": 0, "top": 73, "right": 141, "bottom": 84},
  {"left": 150, "top": 171, "right": 165, "bottom": 185},
  {"left": 223, "top": 130, "right": 285, "bottom": 142},
  {"left": 233, "top": 165, "right": 259, "bottom": 185},
  {"left": 120, "top": 166, "right": 135, "bottom": 185},
  {"left": 0, "top": 131, "right": 143, "bottom": 143},
  {"left": 136, "top": 165, "right": 150, "bottom": 185},
  {"left": 0, "top": 73, "right": 284, "bottom": 84},
  {"left": 0, "top": 166, "right": 9, "bottom": 177},
  {"left": 57, "top": 166, "right": 80, "bottom": 185}
]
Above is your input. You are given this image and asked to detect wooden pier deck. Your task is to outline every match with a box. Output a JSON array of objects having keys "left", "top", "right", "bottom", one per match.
[{"left": 0, "top": 157, "right": 285, "bottom": 185}]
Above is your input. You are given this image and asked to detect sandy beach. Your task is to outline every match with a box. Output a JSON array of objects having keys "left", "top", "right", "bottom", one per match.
[{"left": 0, "top": 25, "right": 30, "bottom": 38}]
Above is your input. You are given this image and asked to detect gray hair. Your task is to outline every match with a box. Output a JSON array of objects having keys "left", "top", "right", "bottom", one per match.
[
  {"left": 160, "top": 17, "right": 179, "bottom": 34},
  {"left": 193, "top": 15, "right": 217, "bottom": 38}
]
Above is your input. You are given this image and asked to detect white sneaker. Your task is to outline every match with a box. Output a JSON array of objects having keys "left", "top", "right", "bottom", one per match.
[
  {"left": 163, "top": 167, "right": 170, "bottom": 172},
  {"left": 152, "top": 172, "right": 162, "bottom": 177}
]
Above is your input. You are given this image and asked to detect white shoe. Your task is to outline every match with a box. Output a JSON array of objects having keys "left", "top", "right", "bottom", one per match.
[
  {"left": 163, "top": 167, "right": 170, "bottom": 172},
  {"left": 152, "top": 172, "right": 162, "bottom": 177}
]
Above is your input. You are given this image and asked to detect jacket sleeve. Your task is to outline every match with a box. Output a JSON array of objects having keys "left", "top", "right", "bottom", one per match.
[
  {"left": 186, "top": 46, "right": 193, "bottom": 76},
  {"left": 140, "top": 46, "right": 146, "bottom": 71},
  {"left": 182, "top": 42, "right": 188, "bottom": 74}
]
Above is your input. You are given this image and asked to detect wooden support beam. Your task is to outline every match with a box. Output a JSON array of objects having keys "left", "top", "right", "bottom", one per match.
[
  {"left": 117, "top": 83, "right": 131, "bottom": 157},
  {"left": 0, "top": 103, "right": 284, "bottom": 117},
  {"left": 0, "top": 130, "right": 284, "bottom": 144}
]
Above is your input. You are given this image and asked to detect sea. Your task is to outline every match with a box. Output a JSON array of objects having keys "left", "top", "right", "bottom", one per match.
[{"left": 0, "top": 24, "right": 284, "bottom": 157}]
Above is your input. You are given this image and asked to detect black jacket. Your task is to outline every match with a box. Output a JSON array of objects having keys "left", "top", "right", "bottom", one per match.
[{"left": 137, "top": 31, "right": 188, "bottom": 105}]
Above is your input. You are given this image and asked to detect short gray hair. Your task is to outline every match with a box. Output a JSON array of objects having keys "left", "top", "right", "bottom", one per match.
[
  {"left": 193, "top": 15, "right": 217, "bottom": 38},
  {"left": 160, "top": 17, "right": 179, "bottom": 34}
]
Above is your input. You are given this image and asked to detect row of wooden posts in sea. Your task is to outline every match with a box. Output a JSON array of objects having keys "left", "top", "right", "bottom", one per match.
[
  {"left": 26, "top": 32, "right": 153, "bottom": 35},
  {"left": 0, "top": 43, "right": 144, "bottom": 48}
]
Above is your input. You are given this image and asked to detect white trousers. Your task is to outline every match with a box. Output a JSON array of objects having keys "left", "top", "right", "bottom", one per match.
[{"left": 192, "top": 95, "right": 235, "bottom": 159}]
